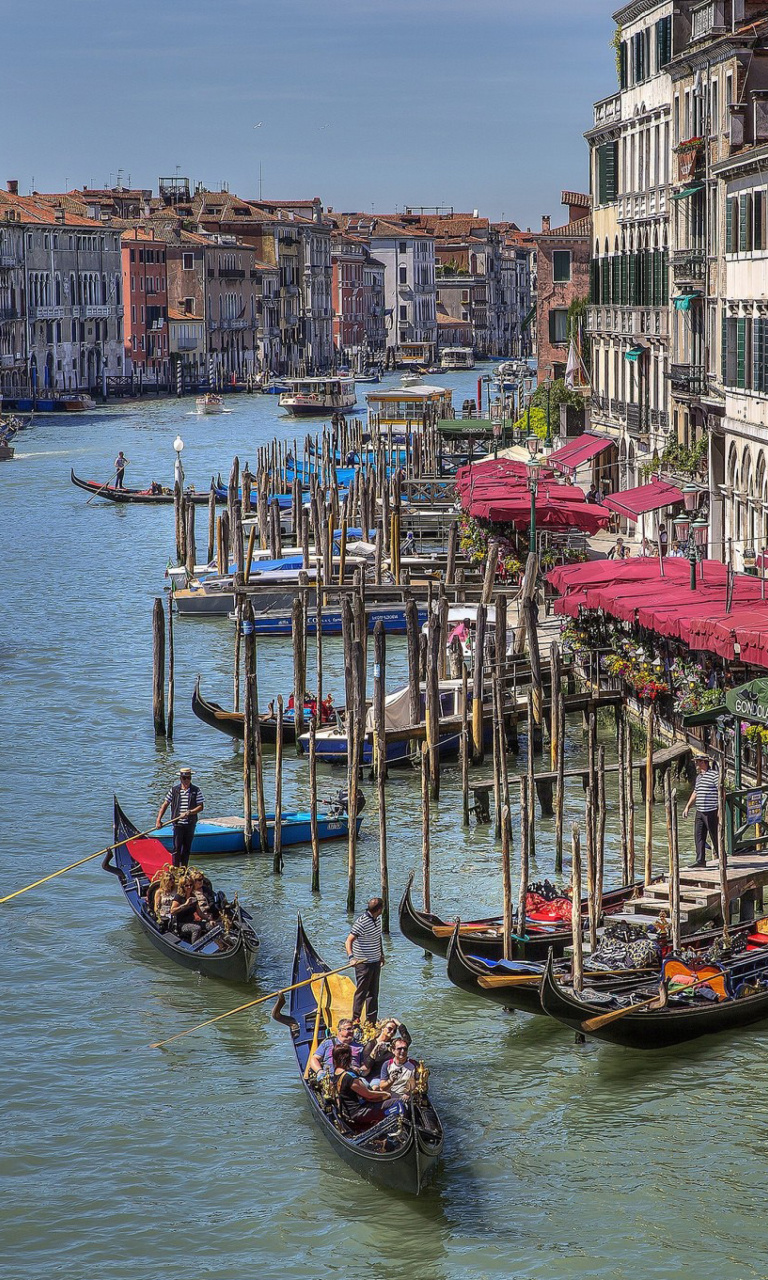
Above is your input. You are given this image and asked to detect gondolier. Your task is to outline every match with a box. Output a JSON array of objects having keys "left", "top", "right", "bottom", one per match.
[
  {"left": 683, "top": 755, "right": 720, "bottom": 868},
  {"left": 156, "top": 768, "right": 204, "bottom": 867},
  {"left": 345, "top": 897, "right": 385, "bottom": 1024},
  {"left": 114, "top": 451, "right": 129, "bottom": 488}
]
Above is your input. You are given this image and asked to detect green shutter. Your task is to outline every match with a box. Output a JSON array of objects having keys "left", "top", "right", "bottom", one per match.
[
  {"left": 590, "top": 258, "right": 599, "bottom": 303},
  {"left": 661, "top": 249, "right": 668, "bottom": 304},
  {"left": 653, "top": 251, "right": 662, "bottom": 307},
  {"left": 628, "top": 254, "right": 638, "bottom": 305},
  {"left": 611, "top": 255, "right": 621, "bottom": 303},
  {"left": 619, "top": 42, "right": 627, "bottom": 90},
  {"left": 549, "top": 311, "right": 556, "bottom": 344},
  {"left": 739, "top": 194, "right": 749, "bottom": 252},
  {"left": 755, "top": 191, "right": 764, "bottom": 251},
  {"left": 722, "top": 310, "right": 728, "bottom": 385},
  {"left": 737, "top": 317, "right": 747, "bottom": 388},
  {"left": 621, "top": 253, "right": 629, "bottom": 305},
  {"left": 726, "top": 199, "right": 734, "bottom": 253}
]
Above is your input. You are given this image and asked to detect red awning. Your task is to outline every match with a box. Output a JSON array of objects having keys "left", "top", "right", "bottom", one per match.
[
  {"left": 547, "top": 433, "right": 614, "bottom": 473},
  {"left": 476, "top": 495, "right": 609, "bottom": 534},
  {"left": 602, "top": 479, "right": 685, "bottom": 521}
]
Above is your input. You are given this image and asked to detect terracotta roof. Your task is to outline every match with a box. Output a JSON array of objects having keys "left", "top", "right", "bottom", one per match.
[
  {"left": 0, "top": 192, "right": 105, "bottom": 227},
  {"left": 168, "top": 307, "right": 203, "bottom": 322},
  {"left": 537, "top": 214, "right": 591, "bottom": 239},
  {"left": 561, "top": 191, "right": 591, "bottom": 208}
]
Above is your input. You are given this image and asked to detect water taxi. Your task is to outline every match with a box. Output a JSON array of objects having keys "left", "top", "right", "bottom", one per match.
[
  {"left": 439, "top": 346, "right": 475, "bottom": 371},
  {"left": 278, "top": 376, "right": 356, "bottom": 416},
  {"left": 366, "top": 384, "right": 453, "bottom": 434},
  {"left": 196, "top": 393, "right": 225, "bottom": 414}
]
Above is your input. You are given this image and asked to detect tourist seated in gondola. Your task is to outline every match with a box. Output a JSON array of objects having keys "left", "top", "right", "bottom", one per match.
[
  {"left": 151, "top": 867, "right": 177, "bottom": 928},
  {"left": 361, "top": 1017, "right": 412, "bottom": 1078},
  {"left": 169, "top": 874, "right": 206, "bottom": 943},
  {"left": 332, "top": 1044, "right": 399, "bottom": 1125},
  {"left": 149, "top": 480, "right": 162, "bottom": 494},
  {"left": 309, "top": 1017, "right": 364, "bottom": 1077},
  {"left": 379, "top": 1039, "right": 417, "bottom": 1097},
  {"left": 190, "top": 868, "right": 221, "bottom": 926}
]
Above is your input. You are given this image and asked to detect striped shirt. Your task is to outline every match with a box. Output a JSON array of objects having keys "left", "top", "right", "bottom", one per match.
[
  {"left": 350, "top": 910, "right": 383, "bottom": 963},
  {"left": 165, "top": 783, "right": 203, "bottom": 824},
  {"left": 694, "top": 769, "right": 719, "bottom": 814}
]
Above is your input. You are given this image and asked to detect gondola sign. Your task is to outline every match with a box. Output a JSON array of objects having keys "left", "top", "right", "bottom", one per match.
[
  {"left": 725, "top": 678, "right": 768, "bottom": 726},
  {"left": 746, "top": 791, "right": 764, "bottom": 823}
]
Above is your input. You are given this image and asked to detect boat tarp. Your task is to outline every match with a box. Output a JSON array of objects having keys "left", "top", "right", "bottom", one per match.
[{"left": 365, "top": 684, "right": 415, "bottom": 735}]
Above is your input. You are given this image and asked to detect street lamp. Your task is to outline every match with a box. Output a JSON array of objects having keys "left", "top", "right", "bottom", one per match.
[
  {"left": 544, "top": 377, "right": 553, "bottom": 448},
  {"left": 674, "top": 510, "right": 707, "bottom": 590},
  {"left": 174, "top": 435, "right": 184, "bottom": 490},
  {"left": 527, "top": 434, "right": 540, "bottom": 556}
]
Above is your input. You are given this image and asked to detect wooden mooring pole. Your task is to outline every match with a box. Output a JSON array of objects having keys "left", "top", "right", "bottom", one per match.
[
  {"left": 273, "top": 696, "right": 284, "bottom": 874},
  {"left": 152, "top": 597, "right": 166, "bottom": 737}
]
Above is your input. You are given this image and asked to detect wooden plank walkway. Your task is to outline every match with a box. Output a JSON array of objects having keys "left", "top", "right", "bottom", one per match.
[{"left": 612, "top": 853, "right": 768, "bottom": 929}]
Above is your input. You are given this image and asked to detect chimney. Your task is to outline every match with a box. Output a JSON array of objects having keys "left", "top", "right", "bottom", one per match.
[
  {"left": 313, "top": 197, "right": 322, "bottom": 224},
  {"left": 541, "top": 215, "right": 551, "bottom": 233},
  {"left": 7, "top": 179, "right": 18, "bottom": 195},
  {"left": 55, "top": 208, "right": 66, "bottom": 224}
]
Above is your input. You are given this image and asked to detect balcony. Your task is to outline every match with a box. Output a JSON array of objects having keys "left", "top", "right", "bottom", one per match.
[
  {"left": 0, "top": 254, "right": 22, "bottom": 269},
  {"left": 626, "top": 403, "right": 650, "bottom": 438},
  {"left": 30, "top": 306, "right": 64, "bottom": 320},
  {"left": 586, "top": 306, "right": 668, "bottom": 340},
  {"left": 670, "top": 362, "right": 707, "bottom": 396},
  {"left": 220, "top": 318, "right": 249, "bottom": 330},
  {"left": 175, "top": 338, "right": 200, "bottom": 351},
  {"left": 0, "top": 307, "right": 19, "bottom": 321},
  {"left": 593, "top": 93, "right": 621, "bottom": 130},
  {"left": 219, "top": 268, "right": 245, "bottom": 279},
  {"left": 672, "top": 248, "right": 706, "bottom": 284},
  {"left": 690, "top": 0, "right": 734, "bottom": 41},
  {"left": 85, "top": 305, "right": 111, "bottom": 318},
  {"left": 617, "top": 188, "right": 668, "bottom": 222}
]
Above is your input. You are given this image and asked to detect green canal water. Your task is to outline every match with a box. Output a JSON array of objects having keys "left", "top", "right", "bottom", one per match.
[{"left": 2, "top": 370, "right": 766, "bottom": 1280}]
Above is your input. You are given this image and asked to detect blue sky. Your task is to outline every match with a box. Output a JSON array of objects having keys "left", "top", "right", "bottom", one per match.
[{"left": 5, "top": 0, "right": 614, "bottom": 227}]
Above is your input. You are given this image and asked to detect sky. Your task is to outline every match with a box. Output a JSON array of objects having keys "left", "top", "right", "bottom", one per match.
[{"left": 3, "top": 0, "right": 615, "bottom": 228}]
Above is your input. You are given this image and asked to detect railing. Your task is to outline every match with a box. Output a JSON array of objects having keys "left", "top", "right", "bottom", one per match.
[
  {"left": 670, "top": 362, "right": 707, "bottom": 395},
  {"left": 0, "top": 307, "right": 19, "bottom": 320},
  {"left": 617, "top": 188, "right": 668, "bottom": 222},
  {"left": 593, "top": 93, "right": 621, "bottom": 128},
  {"left": 691, "top": 0, "right": 730, "bottom": 41},
  {"left": 85, "top": 305, "right": 111, "bottom": 318},
  {"left": 175, "top": 339, "right": 199, "bottom": 350},
  {"left": 30, "top": 306, "right": 64, "bottom": 320},
  {"left": 586, "top": 306, "right": 669, "bottom": 339},
  {"left": 672, "top": 248, "right": 706, "bottom": 282},
  {"left": 0, "top": 254, "right": 22, "bottom": 269},
  {"left": 220, "top": 318, "right": 249, "bottom": 330}
]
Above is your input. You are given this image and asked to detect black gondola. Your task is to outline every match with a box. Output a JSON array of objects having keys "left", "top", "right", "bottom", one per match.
[
  {"left": 71, "top": 469, "right": 219, "bottom": 505},
  {"left": 282, "top": 917, "right": 443, "bottom": 1194},
  {"left": 398, "top": 872, "right": 642, "bottom": 963},
  {"left": 445, "top": 922, "right": 660, "bottom": 1016},
  {"left": 104, "top": 798, "right": 259, "bottom": 982},
  {"left": 191, "top": 676, "right": 296, "bottom": 744},
  {"left": 539, "top": 948, "right": 768, "bottom": 1049}
]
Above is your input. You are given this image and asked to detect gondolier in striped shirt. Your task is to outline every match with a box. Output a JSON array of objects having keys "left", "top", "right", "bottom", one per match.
[
  {"left": 156, "top": 767, "right": 204, "bottom": 868},
  {"left": 683, "top": 756, "right": 719, "bottom": 868},
  {"left": 345, "top": 897, "right": 385, "bottom": 1024}
]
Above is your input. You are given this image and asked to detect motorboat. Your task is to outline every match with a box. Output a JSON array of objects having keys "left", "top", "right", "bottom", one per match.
[
  {"left": 196, "top": 393, "right": 225, "bottom": 414},
  {"left": 439, "top": 347, "right": 475, "bottom": 371}
]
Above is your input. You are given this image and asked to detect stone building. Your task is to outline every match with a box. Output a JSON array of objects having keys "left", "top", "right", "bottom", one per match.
[
  {"left": 0, "top": 198, "right": 26, "bottom": 396},
  {"left": 331, "top": 232, "right": 386, "bottom": 361}
]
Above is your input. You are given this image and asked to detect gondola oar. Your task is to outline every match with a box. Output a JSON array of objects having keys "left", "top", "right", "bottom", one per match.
[
  {"left": 580, "top": 968, "right": 728, "bottom": 1032},
  {"left": 0, "top": 818, "right": 175, "bottom": 905},
  {"left": 86, "top": 469, "right": 120, "bottom": 504},
  {"left": 150, "top": 962, "right": 356, "bottom": 1049}
]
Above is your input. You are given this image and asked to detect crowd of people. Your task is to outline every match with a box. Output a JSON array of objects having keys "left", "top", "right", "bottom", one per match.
[
  {"left": 309, "top": 1015, "right": 418, "bottom": 1124},
  {"left": 149, "top": 864, "right": 224, "bottom": 943}
]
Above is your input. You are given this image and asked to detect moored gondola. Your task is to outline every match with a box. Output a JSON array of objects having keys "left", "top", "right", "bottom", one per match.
[
  {"left": 445, "top": 922, "right": 659, "bottom": 1017},
  {"left": 71, "top": 469, "right": 218, "bottom": 505},
  {"left": 281, "top": 917, "right": 443, "bottom": 1194},
  {"left": 192, "top": 676, "right": 297, "bottom": 744},
  {"left": 539, "top": 946, "right": 768, "bottom": 1049},
  {"left": 398, "top": 872, "right": 643, "bottom": 963},
  {"left": 104, "top": 798, "right": 258, "bottom": 982}
]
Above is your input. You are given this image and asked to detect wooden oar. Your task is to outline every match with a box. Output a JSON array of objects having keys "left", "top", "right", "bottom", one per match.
[
  {"left": 581, "top": 968, "right": 726, "bottom": 1032},
  {"left": 150, "top": 962, "right": 355, "bottom": 1049},
  {"left": 86, "top": 469, "right": 120, "bottom": 504},
  {"left": 303, "top": 974, "right": 328, "bottom": 1079},
  {"left": 477, "top": 973, "right": 542, "bottom": 988},
  {"left": 0, "top": 818, "right": 174, "bottom": 905}
]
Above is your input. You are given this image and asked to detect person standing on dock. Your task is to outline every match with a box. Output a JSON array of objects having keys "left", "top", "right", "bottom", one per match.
[
  {"left": 345, "top": 897, "right": 385, "bottom": 1024},
  {"left": 114, "top": 451, "right": 129, "bottom": 489},
  {"left": 156, "top": 768, "right": 204, "bottom": 868},
  {"left": 683, "top": 755, "right": 719, "bottom": 868}
]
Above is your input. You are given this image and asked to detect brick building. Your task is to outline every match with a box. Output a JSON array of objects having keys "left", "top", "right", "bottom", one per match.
[
  {"left": 533, "top": 192, "right": 591, "bottom": 384},
  {"left": 121, "top": 228, "right": 168, "bottom": 380}
]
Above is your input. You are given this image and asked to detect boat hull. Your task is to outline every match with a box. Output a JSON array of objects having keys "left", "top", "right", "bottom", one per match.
[
  {"left": 71, "top": 469, "right": 217, "bottom": 505},
  {"left": 149, "top": 812, "right": 359, "bottom": 855},
  {"left": 191, "top": 678, "right": 298, "bottom": 744}
]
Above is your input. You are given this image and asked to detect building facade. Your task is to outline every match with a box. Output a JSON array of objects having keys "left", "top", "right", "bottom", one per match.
[
  {"left": 121, "top": 228, "right": 168, "bottom": 380},
  {"left": 534, "top": 194, "right": 592, "bottom": 385}
]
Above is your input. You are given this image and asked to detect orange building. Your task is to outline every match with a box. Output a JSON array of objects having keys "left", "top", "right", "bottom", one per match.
[{"left": 121, "top": 228, "right": 168, "bottom": 379}]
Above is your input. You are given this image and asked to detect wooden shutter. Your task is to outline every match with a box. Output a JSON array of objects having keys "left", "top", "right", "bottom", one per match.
[
  {"left": 739, "top": 194, "right": 749, "bottom": 252},
  {"left": 726, "top": 198, "right": 734, "bottom": 254},
  {"left": 621, "top": 254, "right": 629, "bottom": 305},
  {"left": 590, "top": 258, "right": 599, "bottom": 303},
  {"left": 619, "top": 42, "right": 627, "bottom": 90},
  {"left": 721, "top": 310, "right": 728, "bottom": 385},
  {"left": 754, "top": 191, "right": 764, "bottom": 251},
  {"left": 628, "top": 254, "right": 638, "bottom": 305},
  {"left": 736, "top": 317, "right": 747, "bottom": 388},
  {"left": 611, "top": 255, "right": 621, "bottom": 303}
]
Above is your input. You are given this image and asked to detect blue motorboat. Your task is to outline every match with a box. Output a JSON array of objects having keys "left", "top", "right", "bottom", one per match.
[
  {"left": 252, "top": 603, "right": 428, "bottom": 636},
  {"left": 148, "top": 796, "right": 362, "bottom": 855}
]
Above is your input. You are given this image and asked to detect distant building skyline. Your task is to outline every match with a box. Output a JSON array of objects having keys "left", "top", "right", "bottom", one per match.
[{"left": 3, "top": 0, "right": 613, "bottom": 227}]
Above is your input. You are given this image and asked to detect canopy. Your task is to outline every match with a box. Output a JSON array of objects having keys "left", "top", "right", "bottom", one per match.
[
  {"left": 602, "top": 479, "right": 684, "bottom": 521},
  {"left": 671, "top": 183, "right": 704, "bottom": 200},
  {"left": 474, "top": 495, "right": 609, "bottom": 534},
  {"left": 547, "top": 557, "right": 768, "bottom": 669},
  {"left": 547, "top": 433, "right": 614, "bottom": 473},
  {"left": 673, "top": 293, "right": 702, "bottom": 312}
]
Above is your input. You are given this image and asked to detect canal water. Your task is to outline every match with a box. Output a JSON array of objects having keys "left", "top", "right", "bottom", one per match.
[{"left": 2, "top": 368, "right": 765, "bottom": 1280}]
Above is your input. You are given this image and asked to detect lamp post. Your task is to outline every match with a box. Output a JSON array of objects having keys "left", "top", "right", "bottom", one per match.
[
  {"left": 174, "top": 434, "right": 184, "bottom": 490},
  {"left": 544, "top": 377, "right": 552, "bottom": 448},
  {"left": 674, "top": 510, "right": 708, "bottom": 590},
  {"left": 527, "top": 433, "right": 540, "bottom": 556}
]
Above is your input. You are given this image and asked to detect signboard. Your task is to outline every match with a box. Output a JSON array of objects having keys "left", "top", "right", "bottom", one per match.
[
  {"left": 725, "top": 678, "right": 768, "bottom": 726},
  {"left": 746, "top": 791, "right": 763, "bottom": 823}
]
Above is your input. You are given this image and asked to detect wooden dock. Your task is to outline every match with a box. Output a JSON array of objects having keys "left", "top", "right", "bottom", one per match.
[{"left": 611, "top": 854, "right": 768, "bottom": 930}]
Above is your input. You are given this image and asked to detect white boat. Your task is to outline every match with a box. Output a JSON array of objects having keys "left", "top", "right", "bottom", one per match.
[
  {"left": 440, "top": 346, "right": 475, "bottom": 371},
  {"left": 278, "top": 377, "right": 356, "bottom": 416},
  {"left": 401, "top": 372, "right": 421, "bottom": 387},
  {"left": 196, "top": 394, "right": 225, "bottom": 414},
  {"left": 366, "top": 384, "right": 453, "bottom": 434}
]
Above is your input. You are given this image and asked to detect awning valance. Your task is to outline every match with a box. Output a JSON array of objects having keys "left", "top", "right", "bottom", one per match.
[
  {"left": 673, "top": 292, "right": 702, "bottom": 311},
  {"left": 602, "top": 478, "right": 685, "bottom": 521},
  {"left": 521, "top": 304, "right": 536, "bottom": 332},
  {"left": 547, "top": 433, "right": 614, "bottom": 473},
  {"left": 625, "top": 346, "right": 645, "bottom": 362}
]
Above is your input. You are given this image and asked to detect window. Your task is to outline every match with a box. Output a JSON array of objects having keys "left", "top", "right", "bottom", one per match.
[
  {"left": 399, "top": 305, "right": 407, "bottom": 321},
  {"left": 399, "top": 242, "right": 407, "bottom": 254},
  {"left": 182, "top": 252, "right": 194, "bottom": 270},
  {"left": 130, "top": 248, "right": 136, "bottom": 263},
  {"left": 656, "top": 16, "right": 671, "bottom": 69},
  {"left": 399, "top": 266, "right": 407, "bottom": 284},
  {"left": 139, "top": 277, "right": 144, "bottom": 292},
  {"left": 755, "top": 190, "right": 766, "bottom": 251},
  {"left": 596, "top": 141, "right": 618, "bottom": 205},
  {"left": 131, "top": 304, "right": 136, "bottom": 323},
  {"left": 548, "top": 309, "right": 568, "bottom": 345},
  {"left": 553, "top": 250, "right": 571, "bottom": 283}
]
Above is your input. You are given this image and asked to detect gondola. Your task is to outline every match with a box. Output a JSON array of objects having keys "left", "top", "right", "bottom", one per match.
[
  {"left": 192, "top": 676, "right": 297, "bottom": 744},
  {"left": 71, "top": 469, "right": 219, "bottom": 505},
  {"left": 281, "top": 917, "right": 443, "bottom": 1194},
  {"left": 539, "top": 947, "right": 768, "bottom": 1049},
  {"left": 445, "top": 918, "right": 760, "bottom": 1018},
  {"left": 103, "top": 798, "right": 259, "bottom": 982},
  {"left": 398, "top": 872, "right": 643, "bottom": 963}
]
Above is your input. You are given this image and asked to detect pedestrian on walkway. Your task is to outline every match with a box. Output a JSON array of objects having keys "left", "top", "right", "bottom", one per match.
[
  {"left": 345, "top": 897, "right": 385, "bottom": 1024},
  {"left": 683, "top": 756, "right": 719, "bottom": 868}
]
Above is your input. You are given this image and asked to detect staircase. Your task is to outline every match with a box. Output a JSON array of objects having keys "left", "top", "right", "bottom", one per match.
[{"left": 611, "top": 855, "right": 768, "bottom": 933}]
